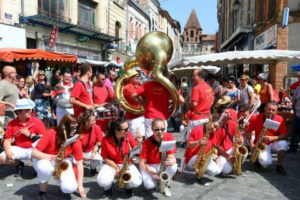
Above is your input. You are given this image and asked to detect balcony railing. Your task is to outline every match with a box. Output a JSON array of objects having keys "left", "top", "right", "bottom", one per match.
[{"left": 38, "top": 9, "right": 71, "bottom": 23}]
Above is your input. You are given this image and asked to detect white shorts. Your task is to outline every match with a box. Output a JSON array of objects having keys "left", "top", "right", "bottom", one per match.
[
  {"left": 259, "top": 140, "right": 288, "bottom": 168},
  {"left": 0, "top": 146, "right": 33, "bottom": 160},
  {"left": 128, "top": 116, "right": 145, "bottom": 138}
]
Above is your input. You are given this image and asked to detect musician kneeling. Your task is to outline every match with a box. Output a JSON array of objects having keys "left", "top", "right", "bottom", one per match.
[
  {"left": 246, "top": 101, "right": 288, "bottom": 175},
  {"left": 0, "top": 98, "right": 46, "bottom": 177},
  {"left": 78, "top": 110, "right": 103, "bottom": 176},
  {"left": 31, "top": 114, "right": 86, "bottom": 199},
  {"left": 139, "top": 118, "right": 177, "bottom": 197},
  {"left": 97, "top": 118, "right": 142, "bottom": 196},
  {"left": 184, "top": 125, "right": 222, "bottom": 178}
]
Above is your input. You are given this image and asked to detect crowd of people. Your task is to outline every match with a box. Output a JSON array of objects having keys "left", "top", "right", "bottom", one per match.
[{"left": 0, "top": 62, "right": 299, "bottom": 199}]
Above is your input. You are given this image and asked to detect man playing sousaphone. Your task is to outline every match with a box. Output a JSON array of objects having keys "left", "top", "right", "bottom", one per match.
[
  {"left": 0, "top": 98, "right": 46, "bottom": 177},
  {"left": 246, "top": 101, "right": 288, "bottom": 175},
  {"left": 93, "top": 73, "right": 115, "bottom": 134},
  {"left": 139, "top": 118, "right": 177, "bottom": 197},
  {"left": 123, "top": 68, "right": 145, "bottom": 138}
]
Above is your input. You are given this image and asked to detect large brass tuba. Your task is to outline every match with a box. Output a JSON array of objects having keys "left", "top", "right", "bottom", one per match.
[{"left": 114, "top": 31, "right": 179, "bottom": 116}]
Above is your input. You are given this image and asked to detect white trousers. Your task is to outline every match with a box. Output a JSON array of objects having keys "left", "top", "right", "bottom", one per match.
[
  {"left": 259, "top": 140, "right": 288, "bottom": 168},
  {"left": 187, "top": 155, "right": 221, "bottom": 176},
  {"left": 140, "top": 163, "right": 178, "bottom": 190},
  {"left": 128, "top": 116, "right": 145, "bottom": 138},
  {"left": 145, "top": 118, "right": 168, "bottom": 138},
  {"left": 0, "top": 146, "right": 33, "bottom": 160},
  {"left": 56, "top": 106, "right": 74, "bottom": 125},
  {"left": 187, "top": 118, "right": 209, "bottom": 141},
  {"left": 32, "top": 158, "right": 78, "bottom": 194},
  {"left": 180, "top": 125, "right": 188, "bottom": 143},
  {"left": 83, "top": 151, "right": 102, "bottom": 169},
  {"left": 219, "top": 148, "right": 234, "bottom": 174},
  {"left": 97, "top": 164, "right": 142, "bottom": 190}
]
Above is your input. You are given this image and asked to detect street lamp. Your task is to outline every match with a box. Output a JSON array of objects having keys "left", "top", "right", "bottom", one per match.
[{"left": 233, "top": 0, "right": 241, "bottom": 12}]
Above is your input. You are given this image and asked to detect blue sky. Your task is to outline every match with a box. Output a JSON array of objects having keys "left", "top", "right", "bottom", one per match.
[{"left": 159, "top": 0, "right": 218, "bottom": 34}]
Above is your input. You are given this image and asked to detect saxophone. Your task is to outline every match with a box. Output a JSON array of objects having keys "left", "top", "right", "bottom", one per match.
[
  {"left": 158, "top": 134, "right": 169, "bottom": 193},
  {"left": 249, "top": 115, "right": 272, "bottom": 163},
  {"left": 232, "top": 122, "right": 248, "bottom": 175},
  {"left": 117, "top": 135, "right": 132, "bottom": 189},
  {"left": 193, "top": 117, "right": 216, "bottom": 179},
  {"left": 53, "top": 125, "right": 69, "bottom": 179}
]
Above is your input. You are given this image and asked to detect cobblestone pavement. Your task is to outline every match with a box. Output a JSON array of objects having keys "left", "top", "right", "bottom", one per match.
[{"left": 0, "top": 132, "right": 299, "bottom": 200}]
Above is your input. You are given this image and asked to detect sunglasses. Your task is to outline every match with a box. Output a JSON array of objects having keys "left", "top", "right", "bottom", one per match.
[
  {"left": 153, "top": 128, "right": 165, "bottom": 132},
  {"left": 100, "top": 78, "right": 105, "bottom": 81},
  {"left": 38, "top": 74, "right": 45, "bottom": 76},
  {"left": 118, "top": 127, "right": 128, "bottom": 132}
]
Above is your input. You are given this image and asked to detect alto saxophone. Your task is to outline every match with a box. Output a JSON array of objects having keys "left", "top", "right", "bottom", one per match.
[
  {"left": 193, "top": 117, "right": 215, "bottom": 179},
  {"left": 158, "top": 134, "right": 169, "bottom": 193},
  {"left": 117, "top": 135, "right": 132, "bottom": 188},
  {"left": 232, "top": 122, "right": 248, "bottom": 175},
  {"left": 53, "top": 126, "right": 69, "bottom": 179}
]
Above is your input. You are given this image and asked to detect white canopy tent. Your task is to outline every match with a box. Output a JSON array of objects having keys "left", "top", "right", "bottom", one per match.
[
  {"left": 170, "top": 65, "right": 221, "bottom": 76},
  {"left": 77, "top": 58, "right": 108, "bottom": 66},
  {"left": 168, "top": 50, "right": 300, "bottom": 70}
]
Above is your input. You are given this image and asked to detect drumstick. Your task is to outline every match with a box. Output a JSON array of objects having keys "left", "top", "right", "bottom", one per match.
[{"left": 14, "top": 124, "right": 35, "bottom": 136}]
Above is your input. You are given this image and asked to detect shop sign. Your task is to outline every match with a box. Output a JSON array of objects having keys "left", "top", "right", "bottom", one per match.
[
  {"left": 254, "top": 24, "right": 277, "bottom": 50},
  {"left": 49, "top": 26, "right": 58, "bottom": 48},
  {"left": 78, "top": 36, "right": 88, "bottom": 42}
]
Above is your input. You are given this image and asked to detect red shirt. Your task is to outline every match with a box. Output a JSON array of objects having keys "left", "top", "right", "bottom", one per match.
[
  {"left": 137, "top": 81, "right": 170, "bottom": 120},
  {"left": 80, "top": 124, "right": 103, "bottom": 153},
  {"left": 123, "top": 83, "right": 143, "bottom": 120},
  {"left": 140, "top": 132, "right": 176, "bottom": 164},
  {"left": 93, "top": 85, "right": 114, "bottom": 105},
  {"left": 289, "top": 81, "right": 300, "bottom": 90},
  {"left": 189, "top": 81, "right": 214, "bottom": 120},
  {"left": 101, "top": 132, "right": 137, "bottom": 164},
  {"left": 184, "top": 125, "right": 214, "bottom": 164},
  {"left": 5, "top": 117, "right": 46, "bottom": 148},
  {"left": 246, "top": 114, "right": 287, "bottom": 145},
  {"left": 71, "top": 81, "right": 92, "bottom": 117},
  {"left": 211, "top": 120, "right": 241, "bottom": 152},
  {"left": 35, "top": 128, "right": 83, "bottom": 161}
]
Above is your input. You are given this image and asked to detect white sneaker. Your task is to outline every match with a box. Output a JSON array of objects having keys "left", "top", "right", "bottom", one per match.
[{"left": 163, "top": 187, "right": 172, "bottom": 197}]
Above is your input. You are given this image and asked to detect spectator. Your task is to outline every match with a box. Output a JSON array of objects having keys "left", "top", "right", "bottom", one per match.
[
  {"left": 251, "top": 76, "right": 261, "bottom": 96},
  {"left": 223, "top": 76, "right": 240, "bottom": 110},
  {"left": 104, "top": 70, "right": 116, "bottom": 91},
  {"left": 17, "top": 77, "right": 29, "bottom": 99},
  {"left": 258, "top": 73, "right": 273, "bottom": 113},
  {"left": 288, "top": 86, "right": 300, "bottom": 152},
  {"left": 239, "top": 74, "right": 255, "bottom": 107}
]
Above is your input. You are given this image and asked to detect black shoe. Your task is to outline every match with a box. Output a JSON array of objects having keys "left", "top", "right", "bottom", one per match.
[
  {"left": 90, "top": 168, "right": 97, "bottom": 177},
  {"left": 276, "top": 165, "right": 287, "bottom": 175},
  {"left": 103, "top": 188, "right": 112, "bottom": 197},
  {"left": 253, "top": 161, "right": 263, "bottom": 171},
  {"left": 125, "top": 189, "right": 133, "bottom": 196},
  {"left": 38, "top": 192, "right": 47, "bottom": 200},
  {"left": 15, "top": 161, "right": 24, "bottom": 177}
]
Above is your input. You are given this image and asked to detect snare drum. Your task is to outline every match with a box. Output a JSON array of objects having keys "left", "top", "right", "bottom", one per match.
[{"left": 94, "top": 105, "right": 118, "bottom": 120}]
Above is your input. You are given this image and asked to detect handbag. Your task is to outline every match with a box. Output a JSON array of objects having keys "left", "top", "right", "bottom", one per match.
[{"left": 0, "top": 103, "right": 5, "bottom": 116}]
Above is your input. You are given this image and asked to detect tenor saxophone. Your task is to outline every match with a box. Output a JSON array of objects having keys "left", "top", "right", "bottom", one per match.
[
  {"left": 193, "top": 117, "right": 215, "bottom": 179},
  {"left": 53, "top": 126, "right": 69, "bottom": 179},
  {"left": 233, "top": 122, "right": 248, "bottom": 175},
  {"left": 117, "top": 135, "right": 132, "bottom": 189},
  {"left": 250, "top": 128, "right": 267, "bottom": 164}
]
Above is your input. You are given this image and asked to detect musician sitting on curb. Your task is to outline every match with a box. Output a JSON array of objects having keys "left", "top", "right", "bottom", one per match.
[
  {"left": 78, "top": 110, "right": 103, "bottom": 176},
  {"left": 139, "top": 118, "right": 177, "bottom": 197},
  {"left": 32, "top": 114, "right": 86, "bottom": 199},
  {"left": 246, "top": 101, "right": 288, "bottom": 175},
  {"left": 210, "top": 105, "right": 244, "bottom": 175},
  {"left": 97, "top": 117, "right": 142, "bottom": 197},
  {"left": 0, "top": 98, "right": 46, "bottom": 177}
]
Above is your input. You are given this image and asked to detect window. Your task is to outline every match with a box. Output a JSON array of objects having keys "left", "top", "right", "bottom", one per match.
[
  {"left": 268, "top": 0, "right": 276, "bottom": 21},
  {"left": 38, "top": 0, "right": 70, "bottom": 21},
  {"left": 113, "top": 0, "right": 125, "bottom": 7},
  {"left": 190, "top": 30, "right": 194, "bottom": 38},
  {"left": 78, "top": 0, "right": 96, "bottom": 28},
  {"left": 115, "top": 21, "right": 121, "bottom": 39}
]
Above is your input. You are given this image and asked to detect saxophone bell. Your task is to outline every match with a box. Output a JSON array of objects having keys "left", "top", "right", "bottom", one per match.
[{"left": 120, "top": 171, "right": 132, "bottom": 184}]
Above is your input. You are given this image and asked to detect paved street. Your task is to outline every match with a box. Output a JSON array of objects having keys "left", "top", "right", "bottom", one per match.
[{"left": 0, "top": 132, "right": 299, "bottom": 200}]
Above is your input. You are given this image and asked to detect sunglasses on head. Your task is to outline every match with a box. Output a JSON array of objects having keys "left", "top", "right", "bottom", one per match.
[{"left": 153, "top": 128, "right": 165, "bottom": 132}]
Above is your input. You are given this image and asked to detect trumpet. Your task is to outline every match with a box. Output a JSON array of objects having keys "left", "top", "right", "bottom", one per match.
[{"left": 240, "top": 102, "right": 261, "bottom": 130}]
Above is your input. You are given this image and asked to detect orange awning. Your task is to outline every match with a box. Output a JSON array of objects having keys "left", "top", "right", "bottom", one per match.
[{"left": 0, "top": 48, "right": 77, "bottom": 63}]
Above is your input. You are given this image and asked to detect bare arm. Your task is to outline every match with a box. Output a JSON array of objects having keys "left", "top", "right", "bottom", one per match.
[
  {"left": 31, "top": 148, "right": 54, "bottom": 160},
  {"left": 268, "top": 84, "right": 273, "bottom": 101},
  {"left": 0, "top": 100, "right": 15, "bottom": 108},
  {"left": 76, "top": 160, "right": 86, "bottom": 198},
  {"left": 69, "top": 97, "right": 93, "bottom": 110},
  {"left": 104, "top": 158, "right": 120, "bottom": 174},
  {"left": 3, "top": 139, "right": 13, "bottom": 160}
]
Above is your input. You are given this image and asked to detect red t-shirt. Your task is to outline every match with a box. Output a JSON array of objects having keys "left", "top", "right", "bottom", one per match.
[
  {"left": 211, "top": 120, "right": 241, "bottom": 152},
  {"left": 35, "top": 128, "right": 83, "bottom": 161},
  {"left": 71, "top": 81, "right": 92, "bottom": 117},
  {"left": 123, "top": 83, "right": 143, "bottom": 120},
  {"left": 184, "top": 125, "right": 214, "bottom": 164},
  {"left": 51, "top": 82, "right": 72, "bottom": 97},
  {"left": 246, "top": 114, "right": 287, "bottom": 145},
  {"left": 289, "top": 81, "right": 300, "bottom": 90},
  {"left": 5, "top": 117, "right": 46, "bottom": 148},
  {"left": 93, "top": 85, "right": 114, "bottom": 105},
  {"left": 101, "top": 132, "right": 137, "bottom": 164},
  {"left": 139, "top": 132, "right": 176, "bottom": 164},
  {"left": 189, "top": 81, "right": 214, "bottom": 120},
  {"left": 79, "top": 124, "right": 103, "bottom": 153},
  {"left": 137, "top": 81, "right": 170, "bottom": 120}
]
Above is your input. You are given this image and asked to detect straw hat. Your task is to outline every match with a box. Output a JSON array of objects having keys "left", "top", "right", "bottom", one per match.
[
  {"left": 14, "top": 98, "right": 35, "bottom": 111},
  {"left": 126, "top": 68, "right": 138, "bottom": 77},
  {"left": 217, "top": 95, "right": 233, "bottom": 105}
]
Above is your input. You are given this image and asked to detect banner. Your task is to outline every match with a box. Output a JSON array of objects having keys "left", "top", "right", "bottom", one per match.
[{"left": 49, "top": 26, "right": 58, "bottom": 48}]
